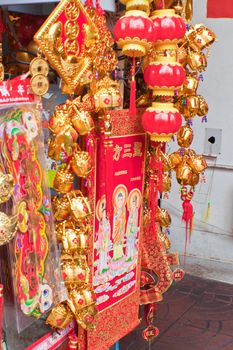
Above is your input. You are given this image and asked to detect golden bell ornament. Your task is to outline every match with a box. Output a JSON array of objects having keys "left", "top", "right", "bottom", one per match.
[
  {"left": 0, "top": 173, "right": 14, "bottom": 204},
  {"left": 176, "top": 162, "right": 193, "bottom": 186},
  {"left": 71, "top": 108, "right": 94, "bottom": 136},
  {"left": 53, "top": 165, "right": 74, "bottom": 193},
  {"left": 67, "top": 191, "right": 92, "bottom": 223},
  {"left": 187, "top": 50, "right": 207, "bottom": 72},
  {"left": 46, "top": 303, "right": 74, "bottom": 329},
  {"left": 156, "top": 207, "right": 171, "bottom": 228},
  {"left": 197, "top": 95, "right": 209, "bottom": 116},
  {"left": 49, "top": 104, "right": 71, "bottom": 135},
  {"left": 187, "top": 153, "right": 207, "bottom": 174},
  {"left": 53, "top": 196, "right": 70, "bottom": 221},
  {"left": 183, "top": 75, "right": 199, "bottom": 96},
  {"left": 177, "top": 125, "right": 194, "bottom": 148},
  {"left": 70, "top": 151, "right": 92, "bottom": 178},
  {"left": 169, "top": 151, "right": 183, "bottom": 169},
  {"left": 162, "top": 173, "right": 172, "bottom": 193}
]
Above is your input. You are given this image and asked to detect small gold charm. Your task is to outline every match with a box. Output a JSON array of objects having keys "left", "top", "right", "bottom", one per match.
[
  {"left": 30, "top": 57, "right": 49, "bottom": 77},
  {"left": 0, "top": 63, "right": 4, "bottom": 82},
  {"left": 30, "top": 74, "right": 49, "bottom": 96}
]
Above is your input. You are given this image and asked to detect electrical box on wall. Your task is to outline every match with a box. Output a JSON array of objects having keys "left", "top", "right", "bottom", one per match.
[{"left": 204, "top": 128, "right": 222, "bottom": 156}]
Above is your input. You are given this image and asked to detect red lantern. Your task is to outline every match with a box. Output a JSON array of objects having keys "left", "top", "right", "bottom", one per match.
[
  {"left": 119, "top": 0, "right": 152, "bottom": 12},
  {"left": 142, "top": 102, "right": 182, "bottom": 142},
  {"left": 114, "top": 10, "right": 157, "bottom": 57},
  {"left": 151, "top": 9, "right": 186, "bottom": 50},
  {"left": 143, "top": 57, "right": 186, "bottom": 96}
]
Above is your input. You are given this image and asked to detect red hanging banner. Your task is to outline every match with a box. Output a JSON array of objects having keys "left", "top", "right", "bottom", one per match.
[{"left": 207, "top": 0, "right": 233, "bottom": 18}]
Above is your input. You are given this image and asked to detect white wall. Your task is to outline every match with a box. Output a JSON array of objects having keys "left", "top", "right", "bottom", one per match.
[{"left": 164, "top": 0, "right": 233, "bottom": 283}]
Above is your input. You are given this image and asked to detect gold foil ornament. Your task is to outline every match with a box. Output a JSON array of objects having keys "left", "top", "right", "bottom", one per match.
[
  {"left": 197, "top": 95, "right": 209, "bottom": 116},
  {"left": 71, "top": 107, "right": 94, "bottom": 135},
  {"left": 177, "top": 125, "right": 194, "bottom": 148},
  {"left": 0, "top": 173, "right": 14, "bottom": 204},
  {"left": 48, "top": 125, "right": 78, "bottom": 160},
  {"left": 67, "top": 191, "right": 92, "bottom": 222},
  {"left": 186, "top": 24, "right": 216, "bottom": 52},
  {"left": 169, "top": 151, "right": 183, "bottom": 169},
  {"left": 187, "top": 152, "right": 207, "bottom": 174},
  {"left": 0, "top": 211, "right": 18, "bottom": 246},
  {"left": 176, "top": 162, "right": 193, "bottom": 186},
  {"left": 46, "top": 303, "right": 74, "bottom": 329},
  {"left": 49, "top": 104, "right": 71, "bottom": 135},
  {"left": 92, "top": 76, "right": 121, "bottom": 109},
  {"left": 53, "top": 195, "right": 70, "bottom": 221},
  {"left": 187, "top": 50, "right": 207, "bottom": 72},
  {"left": 53, "top": 165, "right": 74, "bottom": 193},
  {"left": 70, "top": 150, "right": 92, "bottom": 178},
  {"left": 156, "top": 207, "right": 171, "bottom": 228},
  {"left": 61, "top": 255, "right": 89, "bottom": 288},
  {"left": 183, "top": 75, "right": 199, "bottom": 96},
  {"left": 162, "top": 173, "right": 172, "bottom": 193},
  {"left": 190, "top": 172, "right": 199, "bottom": 186}
]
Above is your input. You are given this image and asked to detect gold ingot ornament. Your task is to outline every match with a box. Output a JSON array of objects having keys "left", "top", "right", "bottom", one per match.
[
  {"left": 176, "top": 162, "right": 193, "bottom": 186},
  {"left": 156, "top": 207, "right": 171, "bottom": 228},
  {"left": 169, "top": 151, "right": 183, "bottom": 169},
  {"left": 71, "top": 108, "right": 94, "bottom": 135},
  {"left": 187, "top": 50, "right": 207, "bottom": 72},
  {"left": 187, "top": 152, "right": 207, "bottom": 174},
  {"left": 68, "top": 190, "right": 92, "bottom": 222},
  {"left": 53, "top": 165, "right": 74, "bottom": 193},
  {"left": 53, "top": 195, "right": 70, "bottom": 221},
  {"left": 49, "top": 103, "right": 71, "bottom": 135},
  {"left": 177, "top": 125, "right": 194, "bottom": 148},
  {"left": 183, "top": 75, "right": 199, "bottom": 96},
  {"left": 46, "top": 303, "right": 74, "bottom": 329},
  {"left": 70, "top": 150, "right": 92, "bottom": 178}
]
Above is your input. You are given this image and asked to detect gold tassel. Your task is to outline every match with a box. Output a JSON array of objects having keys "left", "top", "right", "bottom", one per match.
[{"left": 185, "top": 0, "right": 193, "bottom": 22}]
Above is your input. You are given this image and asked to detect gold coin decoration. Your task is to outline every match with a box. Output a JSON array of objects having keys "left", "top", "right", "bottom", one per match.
[
  {"left": 30, "top": 74, "right": 49, "bottom": 96},
  {"left": 30, "top": 57, "right": 49, "bottom": 77}
]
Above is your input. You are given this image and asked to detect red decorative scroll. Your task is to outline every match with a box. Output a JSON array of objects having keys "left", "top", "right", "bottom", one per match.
[{"left": 86, "top": 109, "right": 146, "bottom": 350}]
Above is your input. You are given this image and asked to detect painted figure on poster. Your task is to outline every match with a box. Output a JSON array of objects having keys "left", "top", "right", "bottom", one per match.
[
  {"left": 95, "top": 196, "right": 111, "bottom": 275},
  {"left": 126, "top": 189, "right": 141, "bottom": 263},
  {"left": 112, "top": 185, "right": 128, "bottom": 261}
]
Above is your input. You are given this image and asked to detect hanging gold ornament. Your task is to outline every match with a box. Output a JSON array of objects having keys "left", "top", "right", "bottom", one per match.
[{"left": 177, "top": 125, "right": 193, "bottom": 148}]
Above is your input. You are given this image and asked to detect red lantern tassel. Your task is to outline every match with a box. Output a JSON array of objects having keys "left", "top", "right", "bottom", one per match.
[
  {"left": 182, "top": 199, "right": 193, "bottom": 265},
  {"left": 130, "top": 57, "right": 136, "bottom": 118}
]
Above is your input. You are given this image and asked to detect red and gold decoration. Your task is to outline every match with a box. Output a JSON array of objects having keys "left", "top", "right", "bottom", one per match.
[{"left": 0, "top": 0, "right": 217, "bottom": 348}]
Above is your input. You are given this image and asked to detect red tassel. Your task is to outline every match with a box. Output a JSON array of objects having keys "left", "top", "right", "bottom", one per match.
[
  {"left": 182, "top": 199, "right": 193, "bottom": 265},
  {"left": 130, "top": 57, "right": 136, "bottom": 118}
]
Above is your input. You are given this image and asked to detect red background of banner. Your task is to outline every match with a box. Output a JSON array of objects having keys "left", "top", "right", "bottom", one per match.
[{"left": 207, "top": 0, "right": 233, "bottom": 18}]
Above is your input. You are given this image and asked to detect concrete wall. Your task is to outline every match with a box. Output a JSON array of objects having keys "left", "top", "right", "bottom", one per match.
[{"left": 164, "top": 0, "right": 233, "bottom": 283}]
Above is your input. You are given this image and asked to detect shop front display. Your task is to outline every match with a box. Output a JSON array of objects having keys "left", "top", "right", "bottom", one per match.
[{"left": 0, "top": 0, "right": 216, "bottom": 349}]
